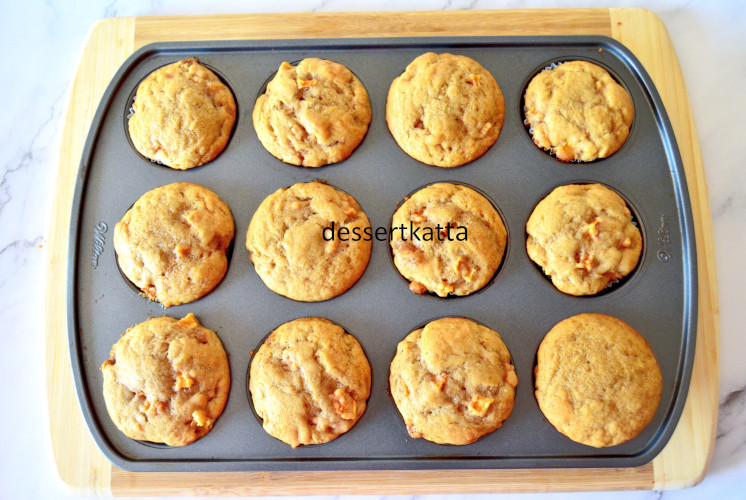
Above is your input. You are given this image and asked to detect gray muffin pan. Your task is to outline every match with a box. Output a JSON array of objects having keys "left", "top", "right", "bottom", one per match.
[{"left": 68, "top": 36, "right": 697, "bottom": 472}]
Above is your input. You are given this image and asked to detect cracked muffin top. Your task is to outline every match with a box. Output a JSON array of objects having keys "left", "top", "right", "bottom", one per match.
[
  {"left": 385, "top": 52, "right": 505, "bottom": 167},
  {"left": 390, "top": 182, "right": 506, "bottom": 297},
  {"left": 526, "top": 183, "right": 642, "bottom": 296},
  {"left": 100, "top": 313, "right": 231, "bottom": 446},
  {"left": 128, "top": 58, "right": 236, "bottom": 170},
  {"left": 113, "top": 182, "right": 234, "bottom": 308},
  {"left": 252, "top": 58, "right": 371, "bottom": 167},
  {"left": 535, "top": 313, "right": 662, "bottom": 447},
  {"left": 524, "top": 60, "right": 634, "bottom": 162},
  {"left": 249, "top": 317, "right": 371, "bottom": 448},
  {"left": 246, "top": 181, "right": 371, "bottom": 302},
  {"left": 389, "top": 317, "right": 517, "bottom": 445}
]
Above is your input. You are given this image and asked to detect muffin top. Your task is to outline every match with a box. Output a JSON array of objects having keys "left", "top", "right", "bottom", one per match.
[
  {"left": 253, "top": 58, "right": 371, "bottom": 167},
  {"left": 128, "top": 58, "right": 236, "bottom": 169},
  {"left": 526, "top": 183, "right": 642, "bottom": 296},
  {"left": 391, "top": 183, "right": 506, "bottom": 297},
  {"left": 386, "top": 53, "right": 504, "bottom": 167},
  {"left": 113, "top": 182, "right": 235, "bottom": 307},
  {"left": 246, "top": 181, "right": 371, "bottom": 301},
  {"left": 249, "top": 317, "right": 371, "bottom": 447},
  {"left": 524, "top": 60, "right": 634, "bottom": 162},
  {"left": 100, "top": 313, "right": 231, "bottom": 446},
  {"left": 535, "top": 313, "right": 662, "bottom": 447},
  {"left": 389, "top": 317, "right": 517, "bottom": 445}
]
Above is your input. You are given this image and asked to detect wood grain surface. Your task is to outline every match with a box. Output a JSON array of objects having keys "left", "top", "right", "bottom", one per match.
[{"left": 44, "top": 8, "right": 719, "bottom": 495}]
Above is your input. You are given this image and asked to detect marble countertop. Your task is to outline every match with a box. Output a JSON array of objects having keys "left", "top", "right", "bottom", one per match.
[{"left": 2, "top": 0, "right": 743, "bottom": 499}]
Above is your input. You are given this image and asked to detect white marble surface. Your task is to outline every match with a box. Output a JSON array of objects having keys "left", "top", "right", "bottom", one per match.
[{"left": 1, "top": 0, "right": 744, "bottom": 498}]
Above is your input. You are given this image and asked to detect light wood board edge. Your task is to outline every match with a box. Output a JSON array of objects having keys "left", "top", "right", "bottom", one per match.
[
  {"left": 610, "top": 7, "right": 720, "bottom": 490},
  {"left": 131, "top": 8, "right": 612, "bottom": 46},
  {"left": 43, "top": 8, "right": 718, "bottom": 496}
]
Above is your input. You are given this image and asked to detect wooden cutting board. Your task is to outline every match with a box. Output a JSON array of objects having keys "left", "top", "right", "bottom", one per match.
[{"left": 44, "top": 8, "right": 719, "bottom": 495}]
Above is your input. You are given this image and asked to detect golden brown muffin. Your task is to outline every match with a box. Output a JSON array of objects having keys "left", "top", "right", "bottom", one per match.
[
  {"left": 524, "top": 60, "right": 634, "bottom": 162},
  {"left": 385, "top": 52, "right": 505, "bottom": 167},
  {"left": 390, "top": 183, "right": 506, "bottom": 297},
  {"left": 526, "top": 183, "right": 642, "bottom": 296},
  {"left": 113, "top": 182, "right": 235, "bottom": 307},
  {"left": 534, "top": 313, "right": 662, "bottom": 447},
  {"left": 100, "top": 313, "right": 231, "bottom": 446},
  {"left": 249, "top": 317, "right": 371, "bottom": 448},
  {"left": 253, "top": 58, "right": 371, "bottom": 167},
  {"left": 246, "top": 182, "right": 371, "bottom": 301},
  {"left": 389, "top": 317, "right": 517, "bottom": 445},
  {"left": 128, "top": 58, "right": 236, "bottom": 170}
]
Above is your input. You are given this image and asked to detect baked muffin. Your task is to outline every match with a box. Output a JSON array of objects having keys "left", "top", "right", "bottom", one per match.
[
  {"left": 100, "top": 313, "right": 231, "bottom": 446},
  {"left": 524, "top": 60, "right": 634, "bottom": 162},
  {"left": 253, "top": 58, "right": 371, "bottom": 167},
  {"left": 526, "top": 183, "right": 642, "bottom": 296},
  {"left": 389, "top": 317, "right": 517, "bottom": 445},
  {"left": 249, "top": 317, "right": 371, "bottom": 448},
  {"left": 113, "top": 182, "right": 235, "bottom": 307},
  {"left": 390, "top": 183, "right": 506, "bottom": 297},
  {"left": 128, "top": 58, "right": 236, "bottom": 170},
  {"left": 386, "top": 52, "right": 504, "bottom": 167},
  {"left": 246, "top": 182, "right": 371, "bottom": 301},
  {"left": 535, "top": 313, "right": 662, "bottom": 447}
]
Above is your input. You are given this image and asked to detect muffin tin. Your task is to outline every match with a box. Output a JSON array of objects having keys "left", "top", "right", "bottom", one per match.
[{"left": 68, "top": 36, "right": 696, "bottom": 472}]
